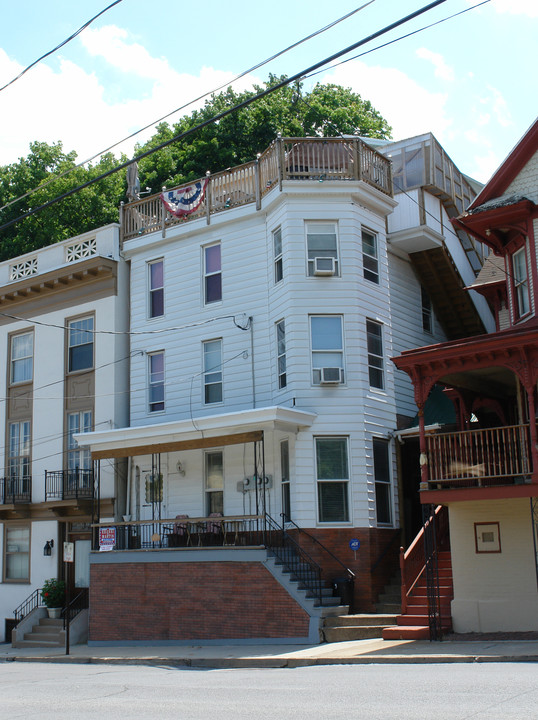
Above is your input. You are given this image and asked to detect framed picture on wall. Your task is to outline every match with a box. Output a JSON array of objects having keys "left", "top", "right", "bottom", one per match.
[{"left": 474, "top": 521, "right": 501, "bottom": 553}]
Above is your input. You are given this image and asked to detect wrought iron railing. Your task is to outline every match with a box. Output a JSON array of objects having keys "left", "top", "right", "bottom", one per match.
[
  {"left": 13, "top": 588, "right": 42, "bottom": 624},
  {"left": 264, "top": 513, "right": 324, "bottom": 606},
  {"left": 62, "top": 588, "right": 89, "bottom": 629},
  {"left": 45, "top": 469, "right": 94, "bottom": 501},
  {"left": 122, "top": 136, "right": 392, "bottom": 240},
  {"left": 0, "top": 475, "right": 31, "bottom": 504},
  {"left": 425, "top": 424, "right": 531, "bottom": 489},
  {"left": 91, "top": 515, "right": 264, "bottom": 551}
]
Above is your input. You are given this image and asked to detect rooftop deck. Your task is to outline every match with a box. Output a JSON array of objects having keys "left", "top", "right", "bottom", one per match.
[{"left": 121, "top": 136, "right": 393, "bottom": 241}]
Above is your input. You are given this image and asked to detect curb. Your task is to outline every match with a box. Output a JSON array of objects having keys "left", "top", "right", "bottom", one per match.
[{"left": 2, "top": 654, "right": 538, "bottom": 668}]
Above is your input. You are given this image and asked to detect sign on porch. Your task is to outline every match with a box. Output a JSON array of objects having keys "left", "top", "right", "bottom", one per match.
[{"left": 99, "top": 527, "right": 116, "bottom": 551}]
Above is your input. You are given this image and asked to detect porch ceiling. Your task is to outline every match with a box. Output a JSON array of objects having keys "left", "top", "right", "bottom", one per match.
[{"left": 75, "top": 405, "right": 317, "bottom": 460}]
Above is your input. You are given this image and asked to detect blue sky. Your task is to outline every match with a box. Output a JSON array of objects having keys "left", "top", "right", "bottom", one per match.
[{"left": 0, "top": 0, "right": 536, "bottom": 183}]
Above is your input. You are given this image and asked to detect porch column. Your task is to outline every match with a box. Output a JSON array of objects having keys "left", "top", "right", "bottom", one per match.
[
  {"left": 525, "top": 385, "right": 538, "bottom": 483},
  {"left": 418, "top": 404, "right": 429, "bottom": 490}
]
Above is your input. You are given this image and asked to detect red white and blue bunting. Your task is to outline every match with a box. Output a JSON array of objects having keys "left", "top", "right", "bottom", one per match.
[{"left": 160, "top": 178, "right": 209, "bottom": 217}]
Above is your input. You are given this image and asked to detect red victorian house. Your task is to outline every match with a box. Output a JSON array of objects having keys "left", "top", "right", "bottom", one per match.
[{"left": 391, "top": 118, "right": 538, "bottom": 637}]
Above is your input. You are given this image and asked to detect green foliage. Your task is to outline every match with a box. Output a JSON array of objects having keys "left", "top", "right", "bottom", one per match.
[
  {"left": 41, "top": 578, "right": 66, "bottom": 608},
  {"left": 0, "top": 76, "right": 391, "bottom": 258}
]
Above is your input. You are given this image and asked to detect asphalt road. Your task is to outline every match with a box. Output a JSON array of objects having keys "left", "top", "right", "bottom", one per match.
[{"left": 1, "top": 662, "right": 537, "bottom": 719}]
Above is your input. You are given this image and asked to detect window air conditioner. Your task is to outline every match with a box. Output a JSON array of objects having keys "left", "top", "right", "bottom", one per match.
[
  {"left": 313, "top": 256, "right": 336, "bottom": 276},
  {"left": 320, "top": 367, "right": 343, "bottom": 384}
]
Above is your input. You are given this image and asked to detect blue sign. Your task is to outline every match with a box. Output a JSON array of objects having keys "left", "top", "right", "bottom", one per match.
[{"left": 349, "top": 538, "right": 360, "bottom": 551}]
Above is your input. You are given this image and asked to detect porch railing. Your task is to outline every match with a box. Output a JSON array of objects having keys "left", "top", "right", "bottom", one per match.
[
  {"left": 122, "top": 136, "right": 392, "bottom": 240},
  {"left": 425, "top": 424, "right": 531, "bottom": 489},
  {"left": 45, "top": 469, "right": 94, "bottom": 501},
  {"left": 91, "top": 515, "right": 264, "bottom": 551},
  {"left": 0, "top": 476, "right": 31, "bottom": 504},
  {"left": 13, "top": 588, "right": 42, "bottom": 623}
]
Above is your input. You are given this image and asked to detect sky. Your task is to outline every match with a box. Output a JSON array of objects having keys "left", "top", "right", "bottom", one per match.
[{"left": 0, "top": 0, "right": 536, "bottom": 185}]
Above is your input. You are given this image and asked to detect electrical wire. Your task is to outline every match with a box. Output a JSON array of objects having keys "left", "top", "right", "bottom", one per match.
[
  {"left": 0, "top": 0, "right": 124, "bottom": 93},
  {"left": 0, "top": 1, "right": 376, "bottom": 214},
  {"left": 0, "top": 0, "right": 449, "bottom": 235}
]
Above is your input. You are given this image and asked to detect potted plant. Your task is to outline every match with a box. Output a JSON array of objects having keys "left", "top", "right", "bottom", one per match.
[{"left": 41, "top": 578, "right": 65, "bottom": 618}]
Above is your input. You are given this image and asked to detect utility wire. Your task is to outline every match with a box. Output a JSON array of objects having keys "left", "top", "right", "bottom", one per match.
[
  {"left": 0, "top": 1, "right": 376, "bottom": 214},
  {"left": 0, "top": 0, "right": 448, "bottom": 235},
  {"left": 0, "top": 0, "right": 124, "bottom": 93}
]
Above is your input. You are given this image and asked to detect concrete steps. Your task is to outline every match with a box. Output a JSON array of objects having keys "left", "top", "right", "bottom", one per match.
[
  {"left": 15, "top": 617, "right": 64, "bottom": 648},
  {"left": 323, "top": 613, "right": 399, "bottom": 643}
]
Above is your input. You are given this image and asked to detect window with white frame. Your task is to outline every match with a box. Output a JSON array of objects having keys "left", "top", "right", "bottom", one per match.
[
  {"left": 366, "top": 319, "right": 384, "bottom": 389},
  {"left": 3, "top": 525, "right": 30, "bottom": 582},
  {"left": 513, "top": 246, "right": 530, "bottom": 318},
  {"left": 204, "top": 243, "right": 222, "bottom": 304},
  {"left": 316, "top": 437, "right": 349, "bottom": 523},
  {"left": 203, "top": 339, "right": 223, "bottom": 404},
  {"left": 10, "top": 332, "right": 33, "bottom": 384},
  {"left": 68, "top": 316, "right": 94, "bottom": 372},
  {"left": 373, "top": 437, "right": 392, "bottom": 525},
  {"left": 310, "top": 315, "right": 344, "bottom": 384},
  {"left": 148, "top": 352, "right": 165, "bottom": 413},
  {"left": 148, "top": 259, "right": 164, "bottom": 318},
  {"left": 276, "top": 320, "right": 287, "bottom": 389},
  {"left": 306, "top": 222, "right": 338, "bottom": 276},
  {"left": 273, "top": 227, "right": 283, "bottom": 283},
  {"left": 67, "top": 411, "right": 92, "bottom": 472},
  {"left": 362, "top": 228, "right": 379, "bottom": 283},
  {"left": 8, "top": 420, "right": 30, "bottom": 480},
  {"left": 205, "top": 450, "right": 223, "bottom": 515},
  {"left": 421, "top": 286, "right": 433, "bottom": 333},
  {"left": 281, "top": 439, "right": 291, "bottom": 522}
]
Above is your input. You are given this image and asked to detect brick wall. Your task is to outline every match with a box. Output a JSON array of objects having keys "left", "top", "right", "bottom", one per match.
[
  {"left": 288, "top": 527, "right": 401, "bottom": 612},
  {"left": 89, "top": 560, "right": 310, "bottom": 642}
]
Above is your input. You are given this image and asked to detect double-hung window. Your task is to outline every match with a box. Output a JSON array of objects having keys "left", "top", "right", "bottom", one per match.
[
  {"left": 67, "top": 411, "right": 92, "bottom": 492},
  {"left": 148, "top": 352, "right": 165, "bottom": 413},
  {"left": 205, "top": 451, "right": 223, "bottom": 515},
  {"left": 276, "top": 320, "right": 287, "bottom": 389},
  {"left": 203, "top": 339, "right": 223, "bottom": 404},
  {"left": 316, "top": 437, "right": 349, "bottom": 523},
  {"left": 306, "top": 222, "right": 338, "bottom": 276},
  {"left": 362, "top": 229, "right": 379, "bottom": 283},
  {"left": 366, "top": 319, "right": 384, "bottom": 390},
  {"left": 421, "top": 286, "right": 433, "bottom": 333},
  {"left": 148, "top": 259, "right": 164, "bottom": 318},
  {"left": 310, "top": 315, "right": 344, "bottom": 384},
  {"left": 8, "top": 421, "right": 30, "bottom": 481},
  {"left": 513, "top": 246, "right": 530, "bottom": 318},
  {"left": 373, "top": 438, "right": 392, "bottom": 525},
  {"left": 68, "top": 316, "right": 94, "bottom": 372},
  {"left": 204, "top": 243, "right": 222, "bottom": 304},
  {"left": 10, "top": 332, "right": 33, "bottom": 384},
  {"left": 4, "top": 525, "right": 30, "bottom": 582},
  {"left": 273, "top": 227, "right": 283, "bottom": 283}
]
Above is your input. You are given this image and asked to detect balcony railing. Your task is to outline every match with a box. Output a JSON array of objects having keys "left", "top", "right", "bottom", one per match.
[
  {"left": 425, "top": 424, "right": 531, "bottom": 490},
  {"left": 45, "top": 469, "right": 94, "bottom": 501},
  {"left": 0, "top": 476, "right": 31, "bottom": 504},
  {"left": 122, "top": 136, "right": 392, "bottom": 241}
]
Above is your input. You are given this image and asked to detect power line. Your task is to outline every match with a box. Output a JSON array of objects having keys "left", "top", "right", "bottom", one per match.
[
  {"left": 0, "top": 0, "right": 125, "bottom": 94},
  {"left": 0, "top": 0, "right": 449, "bottom": 235},
  {"left": 0, "top": 1, "right": 376, "bottom": 214}
]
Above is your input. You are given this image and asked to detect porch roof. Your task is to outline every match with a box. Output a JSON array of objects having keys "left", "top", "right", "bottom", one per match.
[{"left": 75, "top": 405, "right": 317, "bottom": 460}]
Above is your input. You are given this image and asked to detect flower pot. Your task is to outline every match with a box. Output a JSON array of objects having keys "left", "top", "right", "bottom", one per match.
[{"left": 47, "top": 607, "right": 62, "bottom": 619}]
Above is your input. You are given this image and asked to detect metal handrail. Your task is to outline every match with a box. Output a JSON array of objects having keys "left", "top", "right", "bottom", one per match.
[
  {"left": 13, "top": 588, "right": 41, "bottom": 623},
  {"left": 62, "top": 589, "right": 88, "bottom": 629},
  {"left": 282, "top": 515, "right": 355, "bottom": 580}
]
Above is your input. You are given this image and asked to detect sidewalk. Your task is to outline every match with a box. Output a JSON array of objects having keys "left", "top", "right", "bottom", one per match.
[{"left": 2, "top": 637, "right": 538, "bottom": 668}]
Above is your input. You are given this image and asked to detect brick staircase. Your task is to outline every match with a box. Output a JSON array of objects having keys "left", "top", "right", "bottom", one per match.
[
  {"left": 382, "top": 550, "right": 453, "bottom": 640},
  {"left": 13, "top": 617, "right": 65, "bottom": 648}
]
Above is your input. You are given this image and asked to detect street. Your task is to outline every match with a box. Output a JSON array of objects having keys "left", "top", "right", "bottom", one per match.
[{"left": 0, "top": 662, "right": 537, "bottom": 719}]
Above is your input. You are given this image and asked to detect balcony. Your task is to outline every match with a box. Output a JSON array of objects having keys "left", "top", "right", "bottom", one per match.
[
  {"left": 121, "top": 136, "right": 392, "bottom": 241},
  {"left": 422, "top": 424, "right": 535, "bottom": 500},
  {"left": 0, "top": 476, "right": 31, "bottom": 518},
  {"left": 44, "top": 469, "right": 94, "bottom": 516}
]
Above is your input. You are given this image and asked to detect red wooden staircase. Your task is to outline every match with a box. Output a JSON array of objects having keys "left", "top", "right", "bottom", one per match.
[{"left": 383, "top": 506, "right": 453, "bottom": 641}]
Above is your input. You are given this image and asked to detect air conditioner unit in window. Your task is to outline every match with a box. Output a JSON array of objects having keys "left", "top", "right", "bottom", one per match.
[
  {"left": 313, "top": 256, "right": 336, "bottom": 276},
  {"left": 320, "top": 367, "right": 343, "bottom": 384}
]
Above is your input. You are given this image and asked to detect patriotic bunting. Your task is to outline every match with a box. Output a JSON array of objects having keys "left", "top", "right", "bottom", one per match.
[{"left": 161, "top": 178, "right": 209, "bottom": 217}]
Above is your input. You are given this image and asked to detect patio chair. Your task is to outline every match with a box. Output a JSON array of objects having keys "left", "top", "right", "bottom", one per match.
[{"left": 167, "top": 514, "right": 190, "bottom": 547}]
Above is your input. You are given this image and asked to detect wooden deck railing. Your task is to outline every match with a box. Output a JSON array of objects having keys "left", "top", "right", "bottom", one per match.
[
  {"left": 425, "top": 424, "right": 531, "bottom": 489},
  {"left": 122, "top": 136, "right": 392, "bottom": 241}
]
